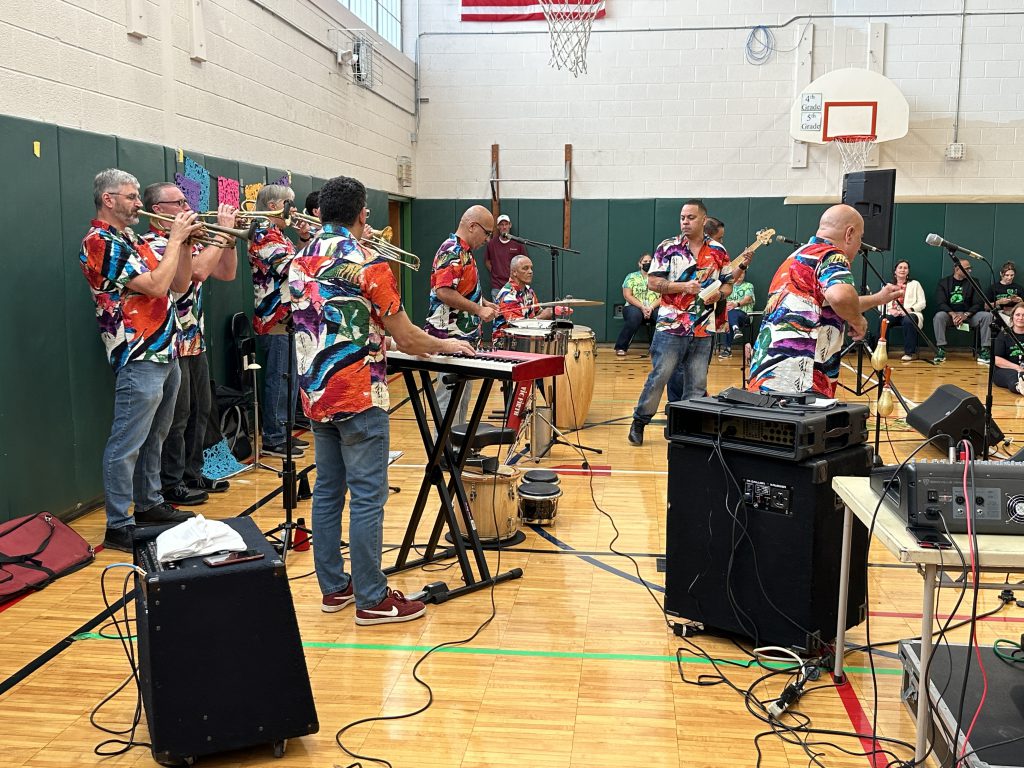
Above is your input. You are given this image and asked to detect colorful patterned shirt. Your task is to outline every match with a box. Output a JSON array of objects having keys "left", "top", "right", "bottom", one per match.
[
  {"left": 492, "top": 279, "right": 540, "bottom": 339},
  {"left": 140, "top": 227, "right": 205, "bottom": 357},
  {"left": 424, "top": 234, "right": 483, "bottom": 342},
  {"left": 730, "top": 281, "right": 755, "bottom": 314},
  {"left": 289, "top": 224, "right": 402, "bottom": 421},
  {"left": 79, "top": 219, "right": 178, "bottom": 371},
  {"left": 248, "top": 223, "right": 295, "bottom": 335},
  {"left": 649, "top": 235, "right": 730, "bottom": 337},
  {"left": 746, "top": 236, "right": 856, "bottom": 397},
  {"left": 622, "top": 270, "right": 660, "bottom": 307}
]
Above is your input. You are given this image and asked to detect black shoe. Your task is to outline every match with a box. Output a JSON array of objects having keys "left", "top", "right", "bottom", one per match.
[
  {"left": 628, "top": 420, "right": 645, "bottom": 446},
  {"left": 187, "top": 476, "right": 230, "bottom": 493},
  {"left": 163, "top": 482, "right": 208, "bottom": 505},
  {"left": 102, "top": 525, "right": 135, "bottom": 553},
  {"left": 290, "top": 435, "right": 310, "bottom": 448},
  {"left": 263, "top": 442, "right": 304, "bottom": 458},
  {"left": 136, "top": 502, "right": 196, "bottom": 526}
]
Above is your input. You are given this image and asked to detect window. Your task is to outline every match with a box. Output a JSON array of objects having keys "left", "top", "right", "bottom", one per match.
[{"left": 336, "top": 0, "right": 401, "bottom": 50}]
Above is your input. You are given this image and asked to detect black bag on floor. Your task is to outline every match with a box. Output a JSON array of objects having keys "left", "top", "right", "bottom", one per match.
[{"left": 214, "top": 383, "right": 253, "bottom": 461}]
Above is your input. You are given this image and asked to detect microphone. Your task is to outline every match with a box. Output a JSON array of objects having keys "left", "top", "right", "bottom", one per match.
[
  {"left": 775, "top": 234, "right": 805, "bottom": 247},
  {"left": 859, "top": 241, "right": 882, "bottom": 253},
  {"left": 507, "top": 233, "right": 529, "bottom": 245},
  {"left": 925, "top": 233, "right": 984, "bottom": 260}
]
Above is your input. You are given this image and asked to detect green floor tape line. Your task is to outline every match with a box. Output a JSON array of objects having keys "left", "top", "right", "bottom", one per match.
[{"left": 71, "top": 633, "right": 900, "bottom": 675}]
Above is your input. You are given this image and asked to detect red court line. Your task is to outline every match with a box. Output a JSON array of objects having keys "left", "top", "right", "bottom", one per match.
[
  {"left": 551, "top": 464, "right": 612, "bottom": 476},
  {"left": 835, "top": 680, "right": 888, "bottom": 767}
]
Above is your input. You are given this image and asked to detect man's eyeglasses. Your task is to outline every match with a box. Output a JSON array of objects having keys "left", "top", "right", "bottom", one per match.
[
  {"left": 476, "top": 222, "right": 493, "bottom": 239},
  {"left": 155, "top": 198, "right": 189, "bottom": 208},
  {"left": 110, "top": 192, "right": 141, "bottom": 202}
]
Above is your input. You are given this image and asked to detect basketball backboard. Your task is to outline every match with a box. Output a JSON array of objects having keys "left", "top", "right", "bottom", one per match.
[{"left": 790, "top": 68, "right": 909, "bottom": 144}]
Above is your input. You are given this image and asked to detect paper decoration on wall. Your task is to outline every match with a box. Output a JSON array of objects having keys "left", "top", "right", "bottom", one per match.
[
  {"left": 244, "top": 182, "right": 263, "bottom": 206},
  {"left": 271, "top": 173, "right": 291, "bottom": 188},
  {"left": 183, "top": 157, "right": 210, "bottom": 213},
  {"left": 217, "top": 176, "right": 240, "bottom": 209},
  {"left": 174, "top": 173, "right": 202, "bottom": 212}
]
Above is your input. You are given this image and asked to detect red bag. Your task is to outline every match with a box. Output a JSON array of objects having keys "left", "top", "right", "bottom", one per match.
[{"left": 0, "top": 512, "right": 95, "bottom": 605}]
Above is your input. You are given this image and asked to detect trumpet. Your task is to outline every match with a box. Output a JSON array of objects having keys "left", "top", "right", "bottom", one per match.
[
  {"left": 235, "top": 198, "right": 294, "bottom": 225},
  {"left": 360, "top": 225, "right": 420, "bottom": 271},
  {"left": 138, "top": 210, "right": 254, "bottom": 247}
]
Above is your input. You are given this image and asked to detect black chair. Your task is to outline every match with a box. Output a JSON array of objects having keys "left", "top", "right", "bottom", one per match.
[{"left": 451, "top": 423, "right": 516, "bottom": 474}]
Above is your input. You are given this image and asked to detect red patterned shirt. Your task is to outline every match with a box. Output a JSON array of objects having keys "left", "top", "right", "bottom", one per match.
[
  {"left": 248, "top": 223, "right": 295, "bottom": 334},
  {"left": 79, "top": 220, "right": 178, "bottom": 371},
  {"left": 140, "top": 227, "right": 205, "bottom": 357},
  {"left": 649, "top": 235, "right": 730, "bottom": 337}
]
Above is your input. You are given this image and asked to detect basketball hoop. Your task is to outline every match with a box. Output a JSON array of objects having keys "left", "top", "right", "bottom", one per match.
[
  {"left": 829, "top": 134, "right": 877, "bottom": 176},
  {"left": 539, "top": 1, "right": 602, "bottom": 77}
]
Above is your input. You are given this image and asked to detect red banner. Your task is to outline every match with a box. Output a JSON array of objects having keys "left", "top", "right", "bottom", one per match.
[{"left": 461, "top": 1, "right": 606, "bottom": 22}]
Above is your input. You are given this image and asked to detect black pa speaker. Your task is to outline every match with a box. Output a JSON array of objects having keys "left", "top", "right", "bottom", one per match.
[
  {"left": 133, "top": 518, "right": 318, "bottom": 764},
  {"left": 906, "top": 384, "right": 1004, "bottom": 454},
  {"left": 664, "top": 442, "right": 873, "bottom": 651},
  {"left": 842, "top": 169, "right": 896, "bottom": 251}
]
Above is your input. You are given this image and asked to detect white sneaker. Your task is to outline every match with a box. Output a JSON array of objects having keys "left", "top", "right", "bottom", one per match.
[{"left": 901, "top": 354, "right": 915, "bottom": 362}]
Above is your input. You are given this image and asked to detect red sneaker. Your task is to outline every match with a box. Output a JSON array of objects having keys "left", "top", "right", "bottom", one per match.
[
  {"left": 321, "top": 582, "right": 354, "bottom": 613},
  {"left": 355, "top": 588, "right": 426, "bottom": 626}
]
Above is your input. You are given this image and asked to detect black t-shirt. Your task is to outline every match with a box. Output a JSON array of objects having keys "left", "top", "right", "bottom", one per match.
[
  {"left": 988, "top": 281, "right": 1024, "bottom": 309},
  {"left": 994, "top": 331, "right": 1024, "bottom": 364}
]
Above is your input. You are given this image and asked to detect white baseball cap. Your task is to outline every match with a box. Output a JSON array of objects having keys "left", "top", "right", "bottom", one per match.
[{"left": 496, "top": 214, "right": 511, "bottom": 224}]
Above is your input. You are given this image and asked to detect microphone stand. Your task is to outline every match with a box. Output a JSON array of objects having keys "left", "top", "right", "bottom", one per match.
[
  {"left": 938, "top": 246, "right": 1017, "bottom": 459},
  {"left": 508, "top": 235, "right": 600, "bottom": 460}
]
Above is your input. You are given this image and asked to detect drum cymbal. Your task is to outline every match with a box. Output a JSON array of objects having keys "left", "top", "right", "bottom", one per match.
[{"left": 534, "top": 297, "right": 604, "bottom": 309}]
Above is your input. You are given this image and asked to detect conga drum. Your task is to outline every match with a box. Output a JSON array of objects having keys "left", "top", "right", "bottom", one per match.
[
  {"left": 457, "top": 466, "right": 520, "bottom": 542},
  {"left": 545, "top": 325, "right": 596, "bottom": 430}
]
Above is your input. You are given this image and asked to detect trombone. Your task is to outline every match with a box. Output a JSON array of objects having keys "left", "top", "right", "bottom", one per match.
[
  {"left": 138, "top": 210, "right": 254, "bottom": 247},
  {"left": 360, "top": 225, "right": 420, "bottom": 271}
]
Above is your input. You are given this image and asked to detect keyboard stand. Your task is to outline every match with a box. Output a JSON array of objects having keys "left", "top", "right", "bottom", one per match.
[{"left": 385, "top": 369, "right": 523, "bottom": 604}]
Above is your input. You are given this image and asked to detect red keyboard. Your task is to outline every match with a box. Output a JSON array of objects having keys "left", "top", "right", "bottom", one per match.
[{"left": 388, "top": 349, "right": 564, "bottom": 381}]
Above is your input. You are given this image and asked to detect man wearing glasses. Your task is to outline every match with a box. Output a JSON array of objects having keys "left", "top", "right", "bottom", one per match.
[
  {"left": 932, "top": 257, "right": 993, "bottom": 365},
  {"left": 140, "top": 182, "right": 239, "bottom": 504},
  {"left": 423, "top": 205, "right": 499, "bottom": 426},
  {"left": 79, "top": 169, "right": 201, "bottom": 552}
]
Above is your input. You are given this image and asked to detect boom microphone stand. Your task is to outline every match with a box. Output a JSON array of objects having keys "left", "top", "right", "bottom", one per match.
[{"left": 262, "top": 315, "right": 313, "bottom": 562}]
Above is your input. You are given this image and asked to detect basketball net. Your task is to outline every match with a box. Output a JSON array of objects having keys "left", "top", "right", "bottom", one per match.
[
  {"left": 539, "top": 1, "right": 601, "bottom": 77},
  {"left": 830, "top": 134, "right": 877, "bottom": 177}
]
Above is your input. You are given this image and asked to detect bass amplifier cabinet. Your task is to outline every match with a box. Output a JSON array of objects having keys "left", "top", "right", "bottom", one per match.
[
  {"left": 133, "top": 518, "right": 318, "bottom": 764},
  {"left": 665, "top": 441, "right": 873, "bottom": 651},
  {"left": 666, "top": 397, "right": 868, "bottom": 462}
]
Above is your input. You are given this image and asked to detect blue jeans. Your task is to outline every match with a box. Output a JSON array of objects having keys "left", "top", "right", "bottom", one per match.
[
  {"left": 259, "top": 333, "right": 299, "bottom": 446},
  {"left": 103, "top": 360, "right": 181, "bottom": 529},
  {"left": 721, "top": 308, "right": 749, "bottom": 348},
  {"left": 614, "top": 304, "right": 655, "bottom": 352},
  {"left": 633, "top": 332, "right": 713, "bottom": 425},
  {"left": 311, "top": 408, "right": 390, "bottom": 609}
]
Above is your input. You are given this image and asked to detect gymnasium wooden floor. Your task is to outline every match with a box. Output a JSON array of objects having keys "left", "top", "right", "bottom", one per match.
[{"left": 2, "top": 344, "right": 1022, "bottom": 768}]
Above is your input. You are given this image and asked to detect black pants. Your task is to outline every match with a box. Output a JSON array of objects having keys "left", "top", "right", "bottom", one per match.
[
  {"left": 993, "top": 367, "right": 1020, "bottom": 392},
  {"left": 160, "top": 352, "right": 212, "bottom": 488},
  {"left": 615, "top": 305, "right": 656, "bottom": 352}
]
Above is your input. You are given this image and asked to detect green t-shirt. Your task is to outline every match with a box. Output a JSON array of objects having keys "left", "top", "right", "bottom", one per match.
[
  {"left": 622, "top": 270, "right": 659, "bottom": 306},
  {"left": 730, "top": 281, "right": 755, "bottom": 314}
]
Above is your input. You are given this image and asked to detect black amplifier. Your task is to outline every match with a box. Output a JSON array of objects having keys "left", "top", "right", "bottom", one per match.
[
  {"left": 666, "top": 396, "right": 868, "bottom": 462},
  {"left": 871, "top": 460, "right": 1024, "bottom": 535}
]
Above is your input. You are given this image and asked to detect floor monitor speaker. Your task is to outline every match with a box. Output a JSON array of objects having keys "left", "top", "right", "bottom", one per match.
[{"left": 906, "top": 384, "right": 1003, "bottom": 454}]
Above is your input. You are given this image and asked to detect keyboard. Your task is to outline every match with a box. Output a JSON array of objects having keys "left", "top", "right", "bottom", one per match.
[{"left": 388, "top": 349, "right": 564, "bottom": 381}]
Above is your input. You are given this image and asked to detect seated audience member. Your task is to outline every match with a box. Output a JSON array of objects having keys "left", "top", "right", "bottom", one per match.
[
  {"left": 993, "top": 305, "right": 1024, "bottom": 395},
  {"left": 878, "top": 259, "right": 925, "bottom": 361},
  {"left": 614, "top": 253, "right": 660, "bottom": 356},
  {"left": 987, "top": 261, "right": 1024, "bottom": 330},
  {"left": 932, "top": 258, "right": 992, "bottom": 365}
]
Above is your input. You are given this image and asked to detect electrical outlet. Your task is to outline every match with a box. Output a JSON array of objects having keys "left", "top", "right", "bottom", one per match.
[{"left": 945, "top": 142, "right": 966, "bottom": 160}]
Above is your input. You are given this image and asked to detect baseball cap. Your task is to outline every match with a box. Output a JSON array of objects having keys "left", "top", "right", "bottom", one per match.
[{"left": 496, "top": 214, "right": 511, "bottom": 224}]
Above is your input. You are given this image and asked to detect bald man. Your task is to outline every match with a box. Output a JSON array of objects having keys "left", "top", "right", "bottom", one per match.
[
  {"left": 424, "top": 205, "right": 499, "bottom": 425},
  {"left": 747, "top": 204, "right": 903, "bottom": 397}
]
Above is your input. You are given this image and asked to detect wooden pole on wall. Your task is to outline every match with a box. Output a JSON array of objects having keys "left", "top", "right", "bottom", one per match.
[{"left": 563, "top": 144, "right": 572, "bottom": 248}]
